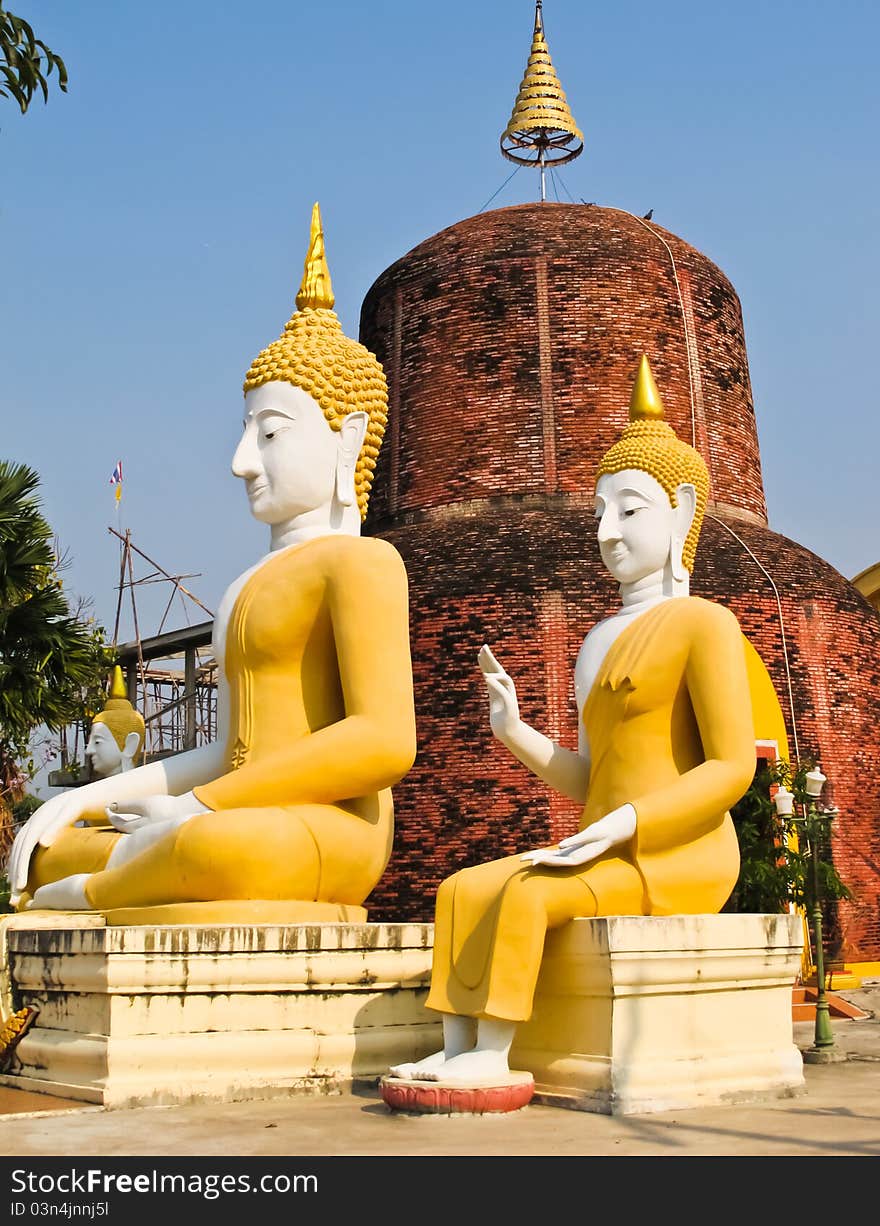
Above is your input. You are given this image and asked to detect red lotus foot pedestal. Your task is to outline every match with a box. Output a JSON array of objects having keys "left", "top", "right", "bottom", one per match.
[{"left": 379, "top": 1072, "right": 534, "bottom": 1115}]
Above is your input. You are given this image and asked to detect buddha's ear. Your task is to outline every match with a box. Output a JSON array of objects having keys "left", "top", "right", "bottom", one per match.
[
  {"left": 121, "top": 731, "right": 142, "bottom": 768},
  {"left": 335, "top": 411, "right": 368, "bottom": 507},
  {"left": 671, "top": 482, "right": 697, "bottom": 582}
]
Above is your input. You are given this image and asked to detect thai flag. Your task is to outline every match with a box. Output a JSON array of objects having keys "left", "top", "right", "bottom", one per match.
[{"left": 109, "top": 460, "right": 123, "bottom": 502}]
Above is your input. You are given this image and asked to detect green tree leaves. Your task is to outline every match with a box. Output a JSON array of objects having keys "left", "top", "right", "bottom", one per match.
[
  {"left": 726, "top": 757, "right": 852, "bottom": 930},
  {"left": 0, "top": 4, "right": 67, "bottom": 114},
  {"left": 0, "top": 460, "right": 115, "bottom": 856}
]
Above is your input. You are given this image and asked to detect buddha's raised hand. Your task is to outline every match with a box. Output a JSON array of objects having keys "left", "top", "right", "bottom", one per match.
[
  {"left": 520, "top": 804, "right": 637, "bottom": 869},
  {"left": 478, "top": 644, "right": 521, "bottom": 740}
]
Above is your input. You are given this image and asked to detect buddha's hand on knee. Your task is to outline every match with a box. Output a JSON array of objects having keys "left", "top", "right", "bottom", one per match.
[
  {"left": 478, "top": 644, "right": 521, "bottom": 740},
  {"left": 521, "top": 804, "right": 637, "bottom": 868},
  {"left": 6, "top": 791, "right": 89, "bottom": 904},
  {"left": 105, "top": 791, "right": 210, "bottom": 834}
]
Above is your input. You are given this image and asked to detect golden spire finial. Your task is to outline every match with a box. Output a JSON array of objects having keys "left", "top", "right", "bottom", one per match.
[
  {"left": 295, "top": 201, "right": 335, "bottom": 311},
  {"left": 501, "top": 1, "right": 583, "bottom": 189},
  {"left": 628, "top": 354, "right": 666, "bottom": 421},
  {"left": 109, "top": 665, "right": 127, "bottom": 700}
]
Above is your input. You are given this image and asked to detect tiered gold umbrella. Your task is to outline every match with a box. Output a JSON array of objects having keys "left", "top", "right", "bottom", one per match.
[{"left": 500, "top": 1, "right": 583, "bottom": 198}]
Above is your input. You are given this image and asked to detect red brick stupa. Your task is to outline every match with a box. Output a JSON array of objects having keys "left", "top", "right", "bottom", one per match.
[{"left": 358, "top": 9, "right": 880, "bottom": 969}]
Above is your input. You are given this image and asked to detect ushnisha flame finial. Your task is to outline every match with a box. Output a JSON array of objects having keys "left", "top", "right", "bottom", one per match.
[
  {"left": 108, "top": 664, "right": 128, "bottom": 700},
  {"left": 295, "top": 202, "right": 335, "bottom": 312},
  {"left": 500, "top": 1, "right": 583, "bottom": 174},
  {"left": 628, "top": 353, "right": 666, "bottom": 421}
]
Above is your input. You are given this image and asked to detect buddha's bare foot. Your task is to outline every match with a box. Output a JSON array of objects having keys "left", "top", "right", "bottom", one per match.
[
  {"left": 389, "top": 1050, "right": 448, "bottom": 1080},
  {"left": 28, "top": 874, "right": 91, "bottom": 911},
  {"left": 421, "top": 1048, "right": 511, "bottom": 1084},
  {"left": 388, "top": 1062, "right": 418, "bottom": 1079}
]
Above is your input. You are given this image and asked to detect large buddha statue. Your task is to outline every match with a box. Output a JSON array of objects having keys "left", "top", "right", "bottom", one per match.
[
  {"left": 7, "top": 203, "right": 417, "bottom": 920},
  {"left": 389, "top": 354, "right": 758, "bottom": 1086},
  {"left": 83, "top": 666, "right": 145, "bottom": 780}
]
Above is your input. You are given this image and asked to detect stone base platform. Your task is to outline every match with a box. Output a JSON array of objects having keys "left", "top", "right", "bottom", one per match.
[
  {"left": 379, "top": 1071, "right": 534, "bottom": 1115},
  {"left": 0, "top": 915, "right": 440, "bottom": 1108},
  {"left": 0, "top": 911, "right": 805, "bottom": 1116},
  {"left": 511, "top": 913, "right": 805, "bottom": 1116}
]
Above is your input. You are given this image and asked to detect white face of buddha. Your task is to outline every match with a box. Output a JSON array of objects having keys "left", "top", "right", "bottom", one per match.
[
  {"left": 232, "top": 382, "right": 339, "bottom": 525},
  {"left": 594, "top": 469, "right": 677, "bottom": 587},
  {"left": 85, "top": 723, "right": 123, "bottom": 778}
]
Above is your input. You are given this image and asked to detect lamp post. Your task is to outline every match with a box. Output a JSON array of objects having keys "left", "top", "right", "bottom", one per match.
[
  {"left": 776, "top": 767, "right": 840, "bottom": 1061},
  {"left": 803, "top": 768, "right": 837, "bottom": 1053}
]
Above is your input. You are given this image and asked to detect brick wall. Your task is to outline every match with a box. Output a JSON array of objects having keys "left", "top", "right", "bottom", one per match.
[
  {"left": 357, "top": 203, "right": 880, "bottom": 961},
  {"left": 696, "top": 518, "right": 880, "bottom": 962},
  {"left": 360, "top": 202, "right": 767, "bottom": 526}
]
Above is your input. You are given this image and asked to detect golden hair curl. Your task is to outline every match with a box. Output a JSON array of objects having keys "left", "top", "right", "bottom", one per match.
[{"left": 243, "top": 311, "right": 387, "bottom": 521}]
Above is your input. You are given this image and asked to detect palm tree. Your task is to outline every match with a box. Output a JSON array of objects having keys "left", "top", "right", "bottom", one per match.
[{"left": 0, "top": 461, "right": 113, "bottom": 860}]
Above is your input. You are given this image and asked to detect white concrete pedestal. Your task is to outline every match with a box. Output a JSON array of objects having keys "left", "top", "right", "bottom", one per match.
[
  {"left": 1, "top": 912, "right": 804, "bottom": 1116},
  {"left": 511, "top": 913, "right": 805, "bottom": 1115},
  {"left": 0, "top": 916, "right": 440, "bottom": 1108}
]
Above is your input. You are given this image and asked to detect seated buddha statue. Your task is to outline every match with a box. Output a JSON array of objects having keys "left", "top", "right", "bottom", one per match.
[
  {"left": 7, "top": 202, "right": 417, "bottom": 920},
  {"left": 83, "top": 666, "right": 145, "bottom": 780},
  {"left": 390, "top": 354, "right": 758, "bottom": 1086}
]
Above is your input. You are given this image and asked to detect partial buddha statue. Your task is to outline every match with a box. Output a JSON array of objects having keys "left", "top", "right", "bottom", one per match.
[
  {"left": 389, "top": 354, "right": 759, "bottom": 1087},
  {"left": 7, "top": 202, "right": 417, "bottom": 921},
  {"left": 83, "top": 666, "right": 145, "bottom": 779}
]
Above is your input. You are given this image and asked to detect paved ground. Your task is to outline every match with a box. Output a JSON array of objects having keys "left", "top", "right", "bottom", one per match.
[{"left": 0, "top": 984, "right": 877, "bottom": 1161}]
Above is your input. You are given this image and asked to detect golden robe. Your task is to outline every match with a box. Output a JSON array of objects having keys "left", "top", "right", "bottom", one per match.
[
  {"left": 425, "top": 596, "right": 757, "bottom": 1023},
  {"left": 28, "top": 534, "right": 416, "bottom": 911}
]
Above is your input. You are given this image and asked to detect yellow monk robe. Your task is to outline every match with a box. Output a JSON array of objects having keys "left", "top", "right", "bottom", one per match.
[
  {"left": 28, "top": 533, "right": 416, "bottom": 911},
  {"left": 425, "top": 596, "right": 757, "bottom": 1024}
]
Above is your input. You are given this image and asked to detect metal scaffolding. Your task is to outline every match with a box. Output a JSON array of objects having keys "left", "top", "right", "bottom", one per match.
[
  {"left": 108, "top": 528, "right": 218, "bottom": 762},
  {"left": 50, "top": 531, "right": 218, "bottom": 786},
  {"left": 115, "top": 620, "right": 217, "bottom": 761}
]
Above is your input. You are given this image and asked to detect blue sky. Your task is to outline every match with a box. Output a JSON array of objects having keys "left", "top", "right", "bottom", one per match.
[{"left": 3, "top": 0, "right": 879, "bottom": 645}]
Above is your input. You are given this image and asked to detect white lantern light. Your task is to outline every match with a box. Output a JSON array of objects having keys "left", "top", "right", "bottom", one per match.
[
  {"left": 774, "top": 785, "right": 795, "bottom": 817},
  {"left": 805, "top": 768, "right": 827, "bottom": 799}
]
